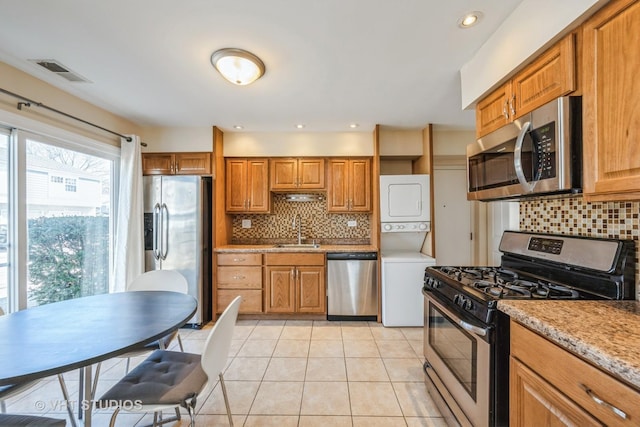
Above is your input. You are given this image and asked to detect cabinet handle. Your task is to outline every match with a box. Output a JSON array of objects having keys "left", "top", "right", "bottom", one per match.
[
  {"left": 510, "top": 94, "right": 516, "bottom": 117},
  {"left": 503, "top": 99, "right": 509, "bottom": 120},
  {"left": 579, "top": 384, "right": 627, "bottom": 420},
  {"left": 175, "top": 160, "right": 179, "bottom": 171},
  {"left": 232, "top": 275, "right": 246, "bottom": 280},
  {"left": 232, "top": 258, "right": 246, "bottom": 262},
  {"left": 291, "top": 268, "right": 295, "bottom": 282}
]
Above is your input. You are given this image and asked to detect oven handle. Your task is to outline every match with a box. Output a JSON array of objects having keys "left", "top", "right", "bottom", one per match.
[
  {"left": 423, "top": 289, "right": 491, "bottom": 340},
  {"left": 514, "top": 121, "right": 536, "bottom": 193}
]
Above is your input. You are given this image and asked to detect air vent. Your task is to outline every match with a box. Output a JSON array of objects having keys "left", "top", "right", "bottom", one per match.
[{"left": 28, "top": 59, "right": 91, "bottom": 83}]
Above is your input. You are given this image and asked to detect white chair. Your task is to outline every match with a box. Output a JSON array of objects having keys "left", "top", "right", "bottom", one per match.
[{"left": 97, "top": 296, "right": 242, "bottom": 427}]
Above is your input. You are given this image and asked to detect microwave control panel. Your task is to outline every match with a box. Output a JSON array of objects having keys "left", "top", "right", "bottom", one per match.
[{"left": 531, "top": 121, "right": 556, "bottom": 180}]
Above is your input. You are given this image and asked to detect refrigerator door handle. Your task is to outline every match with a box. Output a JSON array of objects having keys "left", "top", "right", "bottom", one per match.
[
  {"left": 161, "top": 203, "right": 169, "bottom": 260},
  {"left": 153, "top": 203, "right": 161, "bottom": 260}
]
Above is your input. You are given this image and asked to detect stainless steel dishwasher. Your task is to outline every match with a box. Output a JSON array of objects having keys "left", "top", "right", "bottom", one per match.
[{"left": 326, "top": 252, "right": 378, "bottom": 321}]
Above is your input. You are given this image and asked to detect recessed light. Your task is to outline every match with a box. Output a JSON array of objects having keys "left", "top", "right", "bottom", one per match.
[
  {"left": 233, "top": 125, "right": 244, "bottom": 130},
  {"left": 349, "top": 123, "right": 359, "bottom": 129},
  {"left": 295, "top": 124, "right": 305, "bottom": 129},
  {"left": 458, "top": 11, "right": 483, "bottom": 28}
]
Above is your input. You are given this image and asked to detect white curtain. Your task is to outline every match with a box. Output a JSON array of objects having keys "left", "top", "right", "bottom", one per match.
[{"left": 111, "top": 135, "right": 144, "bottom": 292}]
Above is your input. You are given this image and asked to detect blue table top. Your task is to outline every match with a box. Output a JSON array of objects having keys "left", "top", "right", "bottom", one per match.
[{"left": 0, "top": 291, "right": 197, "bottom": 386}]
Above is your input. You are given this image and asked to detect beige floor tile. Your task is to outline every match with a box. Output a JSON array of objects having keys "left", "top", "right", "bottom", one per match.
[
  {"left": 285, "top": 320, "right": 314, "bottom": 326},
  {"left": 244, "top": 415, "right": 299, "bottom": 426},
  {"left": 257, "top": 320, "right": 286, "bottom": 326},
  {"left": 311, "top": 325, "right": 343, "bottom": 340},
  {"left": 313, "top": 320, "right": 341, "bottom": 327},
  {"left": 342, "top": 326, "right": 374, "bottom": 340},
  {"left": 193, "top": 413, "right": 247, "bottom": 426},
  {"left": 301, "top": 381, "right": 350, "bottom": 415},
  {"left": 280, "top": 325, "right": 313, "bottom": 340},
  {"left": 8, "top": 380, "right": 77, "bottom": 413},
  {"left": 404, "top": 417, "right": 449, "bottom": 427},
  {"left": 248, "top": 325, "right": 284, "bottom": 340},
  {"left": 250, "top": 382, "right": 304, "bottom": 415},
  {"left": 264, "top": 357, "right": 307, "bottom": 381},
  {"left": 237, "top": 339, "right": 278, "bottom": 357},
  {"left": 372, "top": 326, "right": 407, "bottom": 341},
  {"left": 408, "top": 340, "right": 423, "bottom": 358},
  {"left": 346, "top": 357, "right": 390, "bottom": 382},
  {"left": 349, "top": 382, "right": 403, "bottom": 416},
  {"left": 377, "top": 340, "right": 420, "bottom": 358},
  {"left": 223, "top": 357, "right": 269, "bottom": 381},
  {"left": 228, "top": 339, "right": 245, "bottom": 357},
  {"left": 383, "top": 358, "right": 425, "bottom": 382},
  {"left": 306, "top": 357, "right": 347, "bottom": 381},
  {"left": 198, "top": 380, "right": 260, "bottom": 414},
  {"left": 309, "top": 339, "right": 344, "bottom": 357},
  {"left": 273, "top": 339, "right": 310, "bottom": 357},
  {"left": 400, "top": 328, "right": 424, "bottom": 341},
  {"left": 353, "top": 416, "right": 408, "bottom": 426},
  {"left": 83, "top": 411, "right": 145, "bottom": 427},
  {"left": 392, "top": 382, "right": 442, "bottom": 417},
  {"left": 232, "top": 324, "right": 256, "bottom": 340},
  {"left": 344, "top": 339, "right": 380, "bottom": 357},
  {"left": 180, "top": 338, "right": 206, "bottom": 354},
  {"left": 299, "top": 415, "right": 352, "bottom": 426}
]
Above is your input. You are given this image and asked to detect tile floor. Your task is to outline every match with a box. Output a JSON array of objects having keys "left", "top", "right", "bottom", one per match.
[{"left": 4, "top": 320, "right": 446, "bottom": 426}]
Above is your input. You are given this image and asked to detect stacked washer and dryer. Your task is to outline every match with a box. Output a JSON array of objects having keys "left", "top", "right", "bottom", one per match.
[{"left": 380, "top": 175, "right": 436, "bottom": 327}]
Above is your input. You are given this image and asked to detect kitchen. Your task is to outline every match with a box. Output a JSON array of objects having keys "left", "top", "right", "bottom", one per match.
[{"left": 0, "top": 0, "right": 639, "bottom": 426}]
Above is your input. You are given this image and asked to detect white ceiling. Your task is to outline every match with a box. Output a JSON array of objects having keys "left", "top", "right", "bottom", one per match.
[{"left": 0, "top": 0, "right": 524, "bottom": 133}]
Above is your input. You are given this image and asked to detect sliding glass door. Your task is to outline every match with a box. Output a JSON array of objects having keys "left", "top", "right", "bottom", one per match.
[{"left": 0, "top": 130, "right": 8, "bottom": 313}]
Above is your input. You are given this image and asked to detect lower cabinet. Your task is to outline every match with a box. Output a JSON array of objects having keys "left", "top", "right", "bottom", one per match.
[
  {"left": 265, "top": 253, "right": 326, "bottom": 314},
  {"left": 510, "top": 320, "right": 640, "bottom": 427},
  {"left": 216, "top": 253, "right": 263, "bottom": 314}
]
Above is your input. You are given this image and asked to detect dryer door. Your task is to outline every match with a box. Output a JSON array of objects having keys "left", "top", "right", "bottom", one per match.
[{"left": 380, "top": 174, "right": 430, "bottom": 222}]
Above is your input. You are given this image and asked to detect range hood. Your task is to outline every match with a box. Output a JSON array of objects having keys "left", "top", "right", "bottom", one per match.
[{"left": 284, "top": 193, "right": 325, "bottom": 202}]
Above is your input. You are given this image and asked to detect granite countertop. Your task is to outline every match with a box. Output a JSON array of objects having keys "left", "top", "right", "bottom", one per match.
[
  {"left": 498, "top": 300, "right": 640, "bottom": 390},
  {"left": 214, "top": 244, "right": 378, "bottom": 253}
]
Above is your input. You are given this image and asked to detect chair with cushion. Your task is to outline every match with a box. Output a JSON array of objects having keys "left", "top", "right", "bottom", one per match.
[
  {"left": 0, "top": 413, "right": 66, "bottom": 426},
  {"left": 97, "top": 296, "right": 241, "bottom": 427}
]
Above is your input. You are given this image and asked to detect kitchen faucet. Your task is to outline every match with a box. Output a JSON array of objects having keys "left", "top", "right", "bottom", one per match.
[{"left": 293, "top": 214, "right": 302, "bottom": 245}]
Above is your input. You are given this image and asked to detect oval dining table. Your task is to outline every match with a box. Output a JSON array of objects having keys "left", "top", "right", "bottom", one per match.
[{"left": 0, "top": 291, "right": 197, "bottom": 426}]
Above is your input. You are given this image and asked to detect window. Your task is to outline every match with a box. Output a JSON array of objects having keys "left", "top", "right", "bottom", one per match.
[
  {"left": 64, "top": 177, "right": 77, "bottom": 192},
  {"left": 0, "top": 130, "right": 8, "bottom": 314}
]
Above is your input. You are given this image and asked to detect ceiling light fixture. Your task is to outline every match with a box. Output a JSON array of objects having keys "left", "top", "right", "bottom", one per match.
[
  {"left": 233, "top": 125, "right": 244, "bottom": 130},
  {"left": 295, "top": 124, "right": 305, "bottom": 129},
  {"left": 211, "top": 48, "right": 265, "bottom": 86},
  {"left": 349, "top": 123, "right": 359, "bottom": 129},
  {"left": 458, "top": 11, "right": 483, "bottom": 28}
]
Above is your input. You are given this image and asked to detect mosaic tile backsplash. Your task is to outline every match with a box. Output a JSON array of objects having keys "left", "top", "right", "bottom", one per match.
[
  {"left": 231, "top": 193, "right": 371, "bottom": 244},
  {"left": 520, "top": 197, "right": 640, "bottom": 299}
]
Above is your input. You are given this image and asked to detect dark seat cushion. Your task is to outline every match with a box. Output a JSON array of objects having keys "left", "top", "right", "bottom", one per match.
[
  {"left": 97, "top": 350, "right": 207, "bottom": 408},
  {"left": 0, "top": 414, "right": 66, "bottom": 426}
]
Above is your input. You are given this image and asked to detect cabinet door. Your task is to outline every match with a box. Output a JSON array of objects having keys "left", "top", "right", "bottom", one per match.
[
  {"left": 297, "top": 266, "right": 325, "bottom": 313},
  {"left": 349, "top": 159, "right": 371, "bottom": 212},
  {"left": 225, "top": 159, "right": 248, "bottom": 212},
  {"left": 217, "top": 289, "right": 263, "bottom": 314},
  {"left": 510, "top": 357, "right": 603, "bottom": 427},
  {"left": 583, "top": 0, "right": 640, "bottom": 200},
  {"left": 174, "top": 152, "right": 211, "bottom": 175},
  {"left": 298, "top": 158, "right": 325, "bottom": 189},
  {"left": 142, "top": 153, "right": 175, "bottom": 175},
  {"left": 270, "top": 158, "right": 298, "bottom": 190},
  {"left": 327, "top": 159, "right": 350, "bottom": 212},
  {"left": 511, "top": 34, "right": 576, "bottom": 120},
  {"left": 247, "top": 159, "right": 270, "bottom": 212},
  {"left": 265, "top": 266, "right": 295, "bottom": 313},
  {"left": 476, "top": 82, "right": 511, "bottom": 138}
]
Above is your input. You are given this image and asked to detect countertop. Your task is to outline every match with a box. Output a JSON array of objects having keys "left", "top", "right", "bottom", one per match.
[
  {"left": 214, "top": 244, "right": 378, "bottom": 253},
  {"left": 498, "top": 300, "right": 640, "bottom": 390}
]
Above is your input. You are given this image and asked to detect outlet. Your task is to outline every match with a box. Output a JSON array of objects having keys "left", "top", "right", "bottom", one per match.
[
  {"left": 347, "top": 220, "right": 357, "bottom": 227},
  {"left": 241, "top": 219, "right": 251, "bottom": 229}
]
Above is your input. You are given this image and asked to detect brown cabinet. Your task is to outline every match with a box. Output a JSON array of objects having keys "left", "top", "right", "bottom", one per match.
[
  {"left": 225, "top": 158, "right": 270, "bottom": 213},
  {"left": 582, "top": 0, "right": 640, "bottom": 201},
  {"left": 264, "top": 253, "right": 325, "bottom": 314},
  {"left": 327, "top": 158, "right": 371, "bottom": 212},
  {"left": 142, "top": 152, "right": 212, "bottom": 175},
  {"left": 510, "top": 320, "right": 640, "bottom": 427},
  {"left": 215, "top": 253, "right": 263, "bottom": 314},
  {"left": 476, "top": 34, "right": 576, "bottom": 138},
  {"left": 270, "top": 158, "right": 325, "bottom": 190}
]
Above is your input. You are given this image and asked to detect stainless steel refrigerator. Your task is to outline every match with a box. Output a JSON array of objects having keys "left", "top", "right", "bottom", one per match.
[{"left": 143, "top": 175, "right": 212, "bottom": 327}]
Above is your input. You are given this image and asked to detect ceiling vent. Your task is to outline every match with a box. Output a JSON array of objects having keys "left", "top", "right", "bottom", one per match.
[{"left": 28, "top": 59, "right": 91, "bottom": 83}]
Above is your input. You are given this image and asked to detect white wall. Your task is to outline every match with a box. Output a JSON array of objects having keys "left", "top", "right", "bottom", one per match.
[
  {"left": 140, "top": 126, "right": 212, "bottom": 152},
  {"left": 460, "top": 0, "right": 608, "bottom": 109},
  {"left": 223, "top": 132, "right": 373, "bottom": 157},
  {"left": 432, "top": 129, "right": 474, "bottom": 156}
]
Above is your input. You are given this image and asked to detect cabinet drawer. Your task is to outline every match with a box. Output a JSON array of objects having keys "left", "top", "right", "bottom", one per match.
[
  {"left": 217, "top": 253, "right": 262, "bottom": 266},
  {"left": 217, "top": 289, "right": 262, "bottom": 313},
  {"left": 265, "top": 252, "right": 325, "bottom": 266},
  {"left": 217, "top": 266, "right": 262, "bottom": 289},
  {"left": 511, "top": 321, "right": 640, "bottom": 426}
]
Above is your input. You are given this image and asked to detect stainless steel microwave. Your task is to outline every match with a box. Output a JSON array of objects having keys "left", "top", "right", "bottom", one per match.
[{"left": 467, "top": 96, "right": 582, "bottom": 201}]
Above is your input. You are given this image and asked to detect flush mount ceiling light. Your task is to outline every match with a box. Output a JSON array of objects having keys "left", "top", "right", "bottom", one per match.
[
  {"left": 458, "top": 11, "right": 483, "bottom": 28},
  {"left": 211, "top": 48, "right": 265, "bottom": 85}
]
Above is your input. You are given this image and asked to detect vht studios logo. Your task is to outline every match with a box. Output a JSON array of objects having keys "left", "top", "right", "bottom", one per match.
[{"left": 35, "top": 399, "right": 143, "bottom": 411}]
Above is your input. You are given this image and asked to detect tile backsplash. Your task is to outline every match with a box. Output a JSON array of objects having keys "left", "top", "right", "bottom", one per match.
[
  {"left": 231, "top": 194, "right": 370, "bottom": 244},
  {"left": 520, "top": 197, "right": 640, "bottom": 299}
]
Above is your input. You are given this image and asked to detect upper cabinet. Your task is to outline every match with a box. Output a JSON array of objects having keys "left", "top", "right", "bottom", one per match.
[
  {"left": 225, "top": 158, "right": 270, "bottom": 213},
  {"left": 476, "top": 34, "right": 576, "bottom": 138},
  {"left": 327, "top": 158, "right": 371, "bottom": 212},
  {"left": 142, "top": 152, "right": 212, "bottom": 175},
  {"left": 270, "top": 158, "right": 325, "bottom": 191},
  {"left": 582, "top": 0, "right": 640, "bottom": 201}
]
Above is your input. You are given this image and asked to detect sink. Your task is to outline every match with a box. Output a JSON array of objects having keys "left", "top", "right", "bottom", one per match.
[{"left": 274, "top": 243, "right": 321, "bottom": 249}]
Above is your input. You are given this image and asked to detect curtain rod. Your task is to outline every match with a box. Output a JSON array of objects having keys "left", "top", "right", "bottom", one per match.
[{"left": 0, "top": 87, "right": 147, "bottom": 146}]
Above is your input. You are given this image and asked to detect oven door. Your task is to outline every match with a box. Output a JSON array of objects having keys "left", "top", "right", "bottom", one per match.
[{"left": 423, "top": 289, "right": 491, "bottom": 427}]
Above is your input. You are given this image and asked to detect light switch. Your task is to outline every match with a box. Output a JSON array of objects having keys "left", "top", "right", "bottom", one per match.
[
  {"left": 242, "top": 219, "right": 251, "bottom": 228},
  {"left": 347, "top": 220, "right": 357, "bottom": 227}
]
